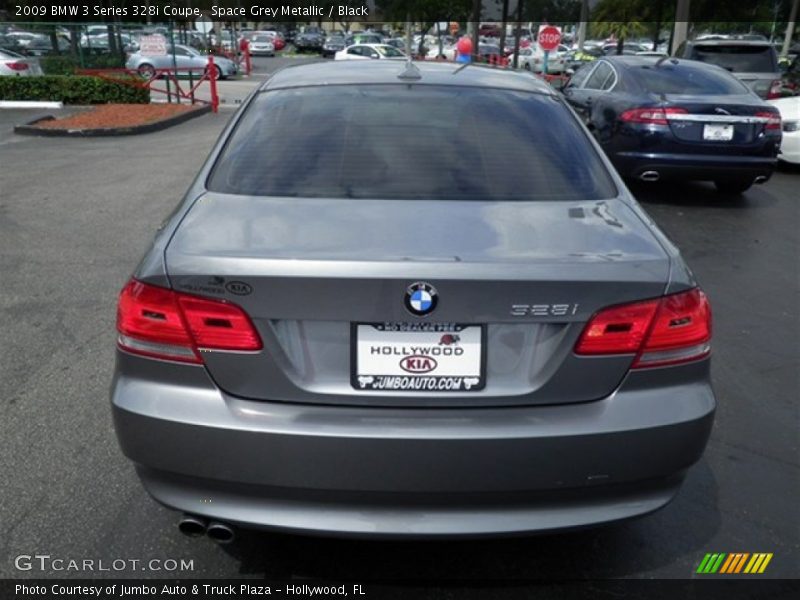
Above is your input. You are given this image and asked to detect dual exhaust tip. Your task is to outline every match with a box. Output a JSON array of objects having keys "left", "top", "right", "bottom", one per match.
[
  {"left": 639, "top": 170, "right": 660, "bottom": 182},
  {"left": 178, "top": 514, "right": 235, "bottom": 544}
]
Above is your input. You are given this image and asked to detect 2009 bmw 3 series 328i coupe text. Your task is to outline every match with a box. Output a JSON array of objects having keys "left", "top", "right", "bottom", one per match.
[{"left": 111, "top": 61, "right": 715, "bottom": 540}]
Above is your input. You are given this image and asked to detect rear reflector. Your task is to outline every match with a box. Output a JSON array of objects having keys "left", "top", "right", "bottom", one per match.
[
  {"left": 619, "top": 107, "right": 688, "bottom": 125},
  {"left": 575, "top": 288, "right": 711, "bottom": 368},
  {"left": 117, "top": 280, "right": 262, "bottom": 364},
  {"left": 755, "top": 110, "right": 781, "bottom": 130}
]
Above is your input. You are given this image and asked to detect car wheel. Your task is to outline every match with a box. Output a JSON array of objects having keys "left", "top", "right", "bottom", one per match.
[
  {"left": 137, "top": 63, "right": 156, "bottom": 79},
  {"left": 714, "top": 179, "right": 754, "bottom": 194},
  {"left": 205, "top": 64, "right": 222, "bottom": 80}
]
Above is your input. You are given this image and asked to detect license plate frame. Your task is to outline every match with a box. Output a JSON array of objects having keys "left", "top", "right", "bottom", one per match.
[
  {"left": 703, "top": 123, "right": 734, "bottom": 141},
  {"left": 351, "top": 323, "right": 486, "bottom": 392}
]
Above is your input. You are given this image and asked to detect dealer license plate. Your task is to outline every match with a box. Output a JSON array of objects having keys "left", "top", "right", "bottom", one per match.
[
  {"left": 352, "top": 323, "right": 484, "bottom": 392},
  {"left": 703, "top": 123, "right": 734, "bottom": 141}
]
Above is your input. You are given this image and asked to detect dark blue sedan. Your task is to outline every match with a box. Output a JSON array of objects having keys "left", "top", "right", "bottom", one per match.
[{"left": 562, "top": 56, "right": 782, "bottom": 193}]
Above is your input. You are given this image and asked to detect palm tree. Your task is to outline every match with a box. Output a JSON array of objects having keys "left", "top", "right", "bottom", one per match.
[{"left": 590, "top": 0, "right": 648, "bottom": 54}]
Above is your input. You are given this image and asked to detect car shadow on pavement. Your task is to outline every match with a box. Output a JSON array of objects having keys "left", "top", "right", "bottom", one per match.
[
  {"left": 627, "top": 180, "right": 779, "bottom": 210},
  {"left": 217, "top": 461, "right": 720, "bottom": 580}
]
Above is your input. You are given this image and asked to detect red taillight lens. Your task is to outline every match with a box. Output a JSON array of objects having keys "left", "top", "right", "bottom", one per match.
[
  {"left": 575, "top": 288, "right": 712, "bottom": 369},
  {"left": 620, "top": 107, "right": 688, "bottom": 125},
  {"left": 178, "top": 295, "right": 262, "bottom": 351},
  {"left": 574, "top": 299, "right": 659, "bottom": 354},
  {"left": 755, "top": 110, "right": 781, "bottom": 130},
  {"left": 116, "top": 280, "right": 262, "bottom": 363},
  {"left": 117, "top": 280, "right": 198, "bottom": 362},
  {"left": 767, "top": 79, "right": 782, "bottom": 100},
  {"left": 7, "top": 61, "right": 29, "bottom": 71}
]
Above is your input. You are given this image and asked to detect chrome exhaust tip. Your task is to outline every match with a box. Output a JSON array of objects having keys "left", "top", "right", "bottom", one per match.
[
  {"left": 206, "top": 521, "right": 236, "bottom": 544},
  {"left": 178, "top": 514, "right": 208, "bottom": 538},
  {"left": 639, "top": 171, "right": 660, "bottom": 182}
]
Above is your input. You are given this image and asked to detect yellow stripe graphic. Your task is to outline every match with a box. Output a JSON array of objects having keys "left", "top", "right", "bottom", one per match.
[
  {"left": 758, "top": 553, "right": 773, "bottom": 573},
  {"left": 734, "top": 553, "right": 749, "bottom": 573},
  {"left": 749, "top": 554, "right": 767, "bottom": 573},
  {"left": 744, "top": 554, "right": 760, "bottom": 573}
]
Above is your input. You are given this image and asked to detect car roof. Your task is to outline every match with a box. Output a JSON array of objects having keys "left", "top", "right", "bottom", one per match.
[
  {"left": 688, "top": 39, "right": 774, "bottom": 47},
  {"left": 601, "top": 55, "right": 713, "bottom": 70},
  {"left": 261, "top": 60, "right": 555, "bottom": 95}
]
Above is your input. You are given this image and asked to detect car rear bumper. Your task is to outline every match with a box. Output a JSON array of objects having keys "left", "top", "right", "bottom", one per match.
[
  {"left": 778, "top": 132, "right": 800, "bottom": 164},
  {"left": 112, "top": 351, "right": 715, "bottom": 537},
  {"left": 613, "top": 151, "right": 777, "bottom": 181}
]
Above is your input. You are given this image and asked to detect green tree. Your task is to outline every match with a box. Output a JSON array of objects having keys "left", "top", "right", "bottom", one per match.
[{"left": 590, "top": 0, "right": 649, "bottom": 54}]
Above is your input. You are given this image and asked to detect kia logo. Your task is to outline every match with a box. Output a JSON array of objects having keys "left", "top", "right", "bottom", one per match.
[
  {"left": 225, "top": 281, "right": 253, "bottom": 296},
  {"left": 399, "top": 355, "right": 438, "bottom": 374}
]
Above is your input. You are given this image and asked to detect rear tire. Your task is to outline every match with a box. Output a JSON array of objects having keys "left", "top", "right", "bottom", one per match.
[
  {"left": 205, "top": 65, "right": 222, "bottom": 80},
  {"left": 714, "top": 179, "right": 754, "bottom": 194},
  {"left": 137, "top": 63, "right": 156, "bottom": 79}
]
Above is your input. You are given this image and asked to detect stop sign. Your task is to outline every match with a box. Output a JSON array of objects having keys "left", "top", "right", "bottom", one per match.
[{"left": 538, "top": 25, "right": 562, "bottom": 52}]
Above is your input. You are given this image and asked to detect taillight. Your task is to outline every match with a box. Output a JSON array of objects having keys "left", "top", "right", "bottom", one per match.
[
  {"left": 575, "top": 288, "right": 711, "bottom": 369},
  {"left": 619, "top": 107, "right": 688, "bottom": 125},
  {"left": 178, "top": 295, "right": 262, "bottom": 351},
  {"left": 767, "top": 79, "right": 782, "bottom": 100},
  {"left": 755, "top": 110, "right": 781, "bottom": 130},
  {"left": 573, "top": 299, "right": 659, "bottom": 354},
  {"left": 7, "top": 61, "right": 29, "bottom": 71},
  {"left": 117, "top": 280, "right": 262, "bottom": 364}
]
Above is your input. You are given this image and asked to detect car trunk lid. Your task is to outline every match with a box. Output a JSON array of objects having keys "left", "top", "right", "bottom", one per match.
[
  {"left": 163, "top": 193, "right": 671, "bottom": 408},
  {"left": 660, "top": 93, "right": 774, "bottom": 146}
]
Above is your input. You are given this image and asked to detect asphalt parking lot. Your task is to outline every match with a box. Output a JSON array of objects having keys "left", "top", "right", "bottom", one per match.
[{"left": 0, "top": 88, "right": 797, "bottom": 582}]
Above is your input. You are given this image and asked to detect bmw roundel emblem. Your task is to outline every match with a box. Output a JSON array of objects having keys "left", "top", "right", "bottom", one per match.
[{"left": 404, "top": 282, "right": 438, "bottom": 317}]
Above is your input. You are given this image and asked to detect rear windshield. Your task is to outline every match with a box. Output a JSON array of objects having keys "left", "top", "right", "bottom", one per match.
[
  {"left": 208, "top": 85, "right": 615, "bottom": 201},
  {"left": 691, "top": 45, "right": 777, "bottom": 72},
  {"left": 635, "top": 64, "right": 749, "bottom": 95},
  {"left": 376, "top": 45, "right": 404, "bottom": 57}
]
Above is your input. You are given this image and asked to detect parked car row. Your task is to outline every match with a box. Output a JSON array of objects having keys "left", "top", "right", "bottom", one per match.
[{"left": 125, "top": 44, "right": 239, "bottom": 80}]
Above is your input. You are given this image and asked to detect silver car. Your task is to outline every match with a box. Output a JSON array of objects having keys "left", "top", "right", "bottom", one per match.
[
  {"left": 0, "top": 48, "right": 42, "bottom": 76},
  {"left": 112, "top": 61, "right": 715, "bottom": 541},
  {"left": 674, "top": 40, "right": 782, "bottom": 99},
  {"left": 248, "top": 34, "right": 275, "bottom": 57},
  {"left": 125, "top": 43, "right": 237, "bottom": 79}
]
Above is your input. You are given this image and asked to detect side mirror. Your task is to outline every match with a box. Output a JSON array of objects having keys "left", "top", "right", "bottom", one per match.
[
  {"left": 370, "top": 53, "right": 379, "bottom": 59},
  {"left": 566, "top": 68, "right": 575, "bottom": 76}
]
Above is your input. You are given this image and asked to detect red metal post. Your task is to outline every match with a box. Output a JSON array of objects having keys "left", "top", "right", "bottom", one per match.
[
  {"left": 208, "top": 55, "right": 219, "bottom": 113},
  {"left": 240, "top": 37, "right": 251, "bottom": 76}
]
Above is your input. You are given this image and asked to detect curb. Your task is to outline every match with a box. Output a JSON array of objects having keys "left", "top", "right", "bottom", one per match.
[
  {"left": 14, "top": 104, "right": 212, "bottom": 137},
  {"left": 0, "top": 100, "right": 64, "bottom": 109}
]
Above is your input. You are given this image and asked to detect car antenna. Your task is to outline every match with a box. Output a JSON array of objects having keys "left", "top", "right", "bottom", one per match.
[
  {"left": 397, "top": 58, "right": 422, "bottom": 81},
  {"left": 453, "top": 61, "right": 473, "bottom": 74},
  {"left": 656, "top": 56, "right": 678, "bottom": 68}
]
